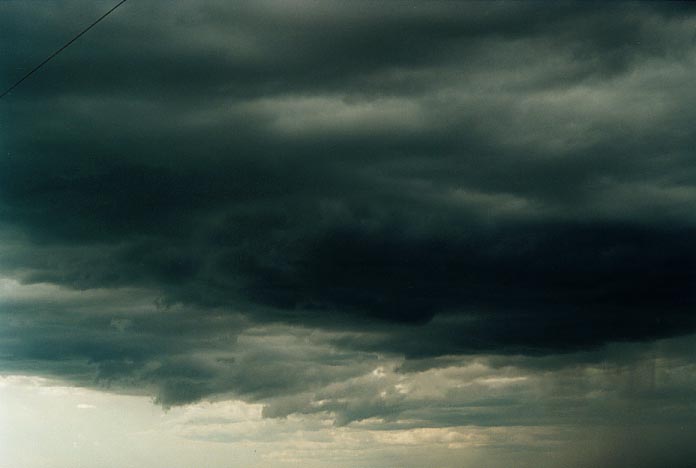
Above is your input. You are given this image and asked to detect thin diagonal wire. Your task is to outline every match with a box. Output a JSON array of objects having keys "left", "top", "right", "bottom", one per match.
[{"left": 0, "top": 0, "right": 129, "bottom": 100}]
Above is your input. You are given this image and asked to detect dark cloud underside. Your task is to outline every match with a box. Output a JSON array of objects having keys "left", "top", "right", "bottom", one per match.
[{"left": 1, "top": 3, "right": 695, "bottom": 452}]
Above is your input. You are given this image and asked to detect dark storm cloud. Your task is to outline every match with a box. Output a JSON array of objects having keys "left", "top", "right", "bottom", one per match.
[
  {"left": 1, "top": 0, "right": 696, "bottom": 418},
  {"left": 0, "top": 281, "right": 380, "bottom": 407}
]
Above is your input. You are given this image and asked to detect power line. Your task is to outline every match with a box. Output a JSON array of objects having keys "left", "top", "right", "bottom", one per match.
[{"left": 0, "top": 0, "right": 129, "bottom": 100}]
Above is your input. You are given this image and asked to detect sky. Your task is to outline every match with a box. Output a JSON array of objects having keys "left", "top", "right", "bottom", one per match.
[{"left": 1, "top": 1, "right": 695, "bottom": 467}]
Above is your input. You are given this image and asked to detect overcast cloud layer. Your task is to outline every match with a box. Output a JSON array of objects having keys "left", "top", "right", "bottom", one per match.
[{"left": 1, "top": 2, "right": 696, "bottom": 467}]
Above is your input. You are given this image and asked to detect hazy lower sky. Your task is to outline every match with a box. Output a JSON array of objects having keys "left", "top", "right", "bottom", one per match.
[{"left": 1, "top": 1, "right": 695, "bottom": 467}]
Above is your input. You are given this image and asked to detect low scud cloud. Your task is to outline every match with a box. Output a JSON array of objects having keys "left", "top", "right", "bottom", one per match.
[{"left": 1, "top": 2, "right": 695, "bottom": 467}]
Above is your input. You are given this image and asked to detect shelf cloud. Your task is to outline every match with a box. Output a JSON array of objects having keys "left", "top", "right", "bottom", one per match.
[{"left": 1, "top": 2, "right": 695, "bottom": 467}]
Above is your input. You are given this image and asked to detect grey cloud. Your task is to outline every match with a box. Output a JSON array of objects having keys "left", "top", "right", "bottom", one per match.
[
  {"left": 0, "top": 4, "right": 695, "bottom": 466},
  {"left": 1, "top": 279, "right": 695, "bottom": 468},
  {"left": 2, "top": 0, "right": 695, "bottom": 350}
]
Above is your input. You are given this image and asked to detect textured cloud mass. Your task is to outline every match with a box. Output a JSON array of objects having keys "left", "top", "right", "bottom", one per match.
[{"left": 1, "top": 2, "right": 695, "bottom": 467}]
